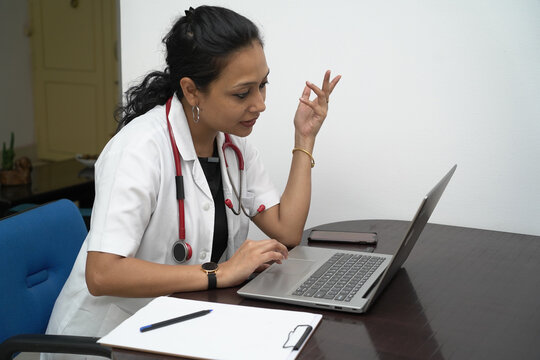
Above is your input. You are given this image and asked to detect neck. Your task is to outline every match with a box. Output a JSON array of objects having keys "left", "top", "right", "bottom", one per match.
[{"left": 180, "top": 98, "right": 217, "bottom": 157}]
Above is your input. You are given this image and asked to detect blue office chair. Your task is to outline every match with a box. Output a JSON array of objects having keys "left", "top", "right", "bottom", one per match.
[
  {"left": 0, "top": 199, "right": 111, "bottom": 359},
  {"left": 6, "top": 203, "right": 93, "bottom": 230}
]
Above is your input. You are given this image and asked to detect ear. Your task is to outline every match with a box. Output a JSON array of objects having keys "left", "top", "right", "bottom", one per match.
[{"left": 179, "top": 77, "right": 199, "bottom": 106}]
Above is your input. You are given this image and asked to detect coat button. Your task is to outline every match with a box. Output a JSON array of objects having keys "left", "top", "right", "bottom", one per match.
[
  {"left": 199, "top": 251, "right": 207, "bottom": 260},
  {"left": 203, "top": 203, "right": 210, "bottom": 211}
]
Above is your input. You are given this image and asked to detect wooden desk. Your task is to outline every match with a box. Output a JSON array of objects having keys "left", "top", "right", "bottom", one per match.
[
  {"left": 112, "top": 220, "right": 540, "bottom": 360},
  {"left": 0, "top": 159, "right": 94, "bottom": 217}
]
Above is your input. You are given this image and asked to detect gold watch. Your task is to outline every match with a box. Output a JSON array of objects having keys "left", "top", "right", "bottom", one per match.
[{"left": 201, "top": 262, "right": 218, "bottom": 290}]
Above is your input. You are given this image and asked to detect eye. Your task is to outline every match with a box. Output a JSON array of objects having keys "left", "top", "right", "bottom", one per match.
[
  {"left": 234, "top": 80, "right": 269, "bottom": 100},
  {"left": 234, "top": 91, "right": 249, "bottom": 99}
]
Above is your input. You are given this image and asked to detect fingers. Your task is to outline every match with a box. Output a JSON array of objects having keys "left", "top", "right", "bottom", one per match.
[
  {"left": 328, "top": 74, "right": 342, "bottom": 94},
  {"left": 300, "top": 70, "right": 341, "bottom": 107},
  {"left": 307, "top": 81, "right": 328, "bottom": 105},
  {"left": 260, "top": 239, "right": 289, "bottom": 259},
  {"left": 243, "top": 240, "right": 287, "bottom": 274},
  {"left": 258, "top": 241, "right": 288, "bottom": 265},
  {"left": 322, "top": 70, "right": 342, "bottom": 98},
  {"left": 255, "top": 263, "right": 271, "bottom": 272},
  {"left": 298, "top": 96, "right": 317, "bottom": 109},
  {"left": 298, "top": 82, "right": 326, "bottom": 112},
  {"left": 300, "top": 84, "right": 311, "bottom": 100},
  {"left": 223, "top": 239, "right": 289, "bottom": 287},
  {"left": 321, "top": 70, "right": 331, "bottom": 96},
  {"left": 244, "top": 239, "right": 288, "bottom": 260}
]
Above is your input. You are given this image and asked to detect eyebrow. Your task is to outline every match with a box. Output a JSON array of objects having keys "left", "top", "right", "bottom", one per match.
[{"left": 232, "top": 69, "right": 270, "bottom": 89}]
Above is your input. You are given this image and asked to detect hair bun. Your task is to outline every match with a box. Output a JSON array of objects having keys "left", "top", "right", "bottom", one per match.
[{"left": 184, "top": 7, "right": 195, "bottom": 19}]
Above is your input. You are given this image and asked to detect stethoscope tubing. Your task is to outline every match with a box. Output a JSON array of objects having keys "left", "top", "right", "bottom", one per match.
[
  {"left": 166, "top": 98, "right": 186, "bottom": 241},
  {"left": 222, "top": 138, "right": 250, "bottom": 217},
  {"left": 165, "top": 96, "right": 255, "bottom": 262}
]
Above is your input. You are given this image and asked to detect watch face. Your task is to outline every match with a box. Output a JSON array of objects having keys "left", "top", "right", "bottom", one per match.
[{"left": 202, "top": 262, "right": 218, "bottom": 271}]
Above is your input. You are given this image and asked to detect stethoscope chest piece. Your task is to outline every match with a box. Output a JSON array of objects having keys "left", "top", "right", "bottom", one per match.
[{"left": 172, "top": 240, "right": 192, "bottom": 263}]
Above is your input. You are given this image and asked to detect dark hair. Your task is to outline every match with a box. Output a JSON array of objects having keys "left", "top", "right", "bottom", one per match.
[{"left": 115, "top": 6, "right": 263, "bottom": 128}]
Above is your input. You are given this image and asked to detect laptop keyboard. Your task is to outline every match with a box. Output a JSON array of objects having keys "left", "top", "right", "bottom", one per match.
[{"left": 292, "top": 253, "right": 385, "bottom": 302}]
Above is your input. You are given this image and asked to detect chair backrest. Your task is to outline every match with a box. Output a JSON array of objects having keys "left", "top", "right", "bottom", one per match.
[{"left": 0, "top": 199, "right": 87, "bottom": 343}]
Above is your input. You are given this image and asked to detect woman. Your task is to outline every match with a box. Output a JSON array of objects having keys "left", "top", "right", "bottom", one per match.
[{"left": 45, "top": 5, "right": 340, "bottom": 347}]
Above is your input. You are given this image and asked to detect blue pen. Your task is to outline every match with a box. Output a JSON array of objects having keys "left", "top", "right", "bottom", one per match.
[{"left": 140, "top": 309, "right": 212, "bottom": 333}]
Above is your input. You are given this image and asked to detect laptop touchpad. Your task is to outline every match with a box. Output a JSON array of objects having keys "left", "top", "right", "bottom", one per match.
[
  {"left": 250, "top": 259, "right": 314, "bottom": 292},
  {"left": 266, "top": 258, "right": 314, "bottom": 275},
  {"left": 240, "top": 259, "right": 316, "bottom": 296}
]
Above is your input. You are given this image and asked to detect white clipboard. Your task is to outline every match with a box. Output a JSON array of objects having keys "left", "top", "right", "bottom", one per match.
[{"left": 99, "top": 296, "right": 322, "bottom": 360}]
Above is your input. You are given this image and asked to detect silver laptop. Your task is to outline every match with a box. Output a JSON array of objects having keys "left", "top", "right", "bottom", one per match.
[{"left": 238, "top": 165, "right": 457, "bottom": 313}]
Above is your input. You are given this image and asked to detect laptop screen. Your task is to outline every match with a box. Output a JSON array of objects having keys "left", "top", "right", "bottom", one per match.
[{"left": 366, "top": 165, "right": 456, "bottom": 303}]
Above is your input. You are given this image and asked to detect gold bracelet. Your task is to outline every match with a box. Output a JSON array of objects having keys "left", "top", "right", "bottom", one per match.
[{"left": 292, "top": 148, "right": 315, "bottom": 168}]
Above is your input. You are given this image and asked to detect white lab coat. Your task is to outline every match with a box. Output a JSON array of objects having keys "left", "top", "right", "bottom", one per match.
[{"left": 44, "top": 96, "right": 280, "bottom": 347}]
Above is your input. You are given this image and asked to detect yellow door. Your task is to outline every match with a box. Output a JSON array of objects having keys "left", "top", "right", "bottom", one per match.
[{"left": 29, "top": 0, "right": 119, "bottom": 160}]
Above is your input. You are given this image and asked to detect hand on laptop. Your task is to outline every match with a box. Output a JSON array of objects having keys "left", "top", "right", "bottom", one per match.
[
  {"left": 254, "top": 260, "right": 278, "bottom": 273},
  {"left": 218, "top": 239, "right": 289, "bottom": 288}
]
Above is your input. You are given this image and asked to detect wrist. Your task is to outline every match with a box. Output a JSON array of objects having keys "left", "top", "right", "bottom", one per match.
[
  {"left": 292, "top": 148, "right": 315, "bottom": 168},
  {"left": 215, "top": 262, "right": 233, "bottom": 288},
  {"left": 201, "top": 262, "right": 218, "bottom": 290},
  {"left": 294, "top": 134, "right": 315, "bottom": 153}
]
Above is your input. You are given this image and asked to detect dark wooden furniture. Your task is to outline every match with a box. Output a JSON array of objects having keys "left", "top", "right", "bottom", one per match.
[
  {"left": 0, "top": 158, "right": 94, "bottom": 217},
  {"left": 112, "top": 220, "right": 540, "bottom": 359}
]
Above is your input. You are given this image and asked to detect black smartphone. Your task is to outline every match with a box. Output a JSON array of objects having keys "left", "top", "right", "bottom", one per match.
[{"left": 308, "top": 230, "right": 378, "bottom": 245}]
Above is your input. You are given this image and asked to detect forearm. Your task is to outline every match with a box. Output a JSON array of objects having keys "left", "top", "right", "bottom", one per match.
[
  {"left": 255, "top": 71, "right": 340, "bottom": 246},
  {"left": 86, "top": 252, "right": 207, "bottom": 297},
  {"left": 273, "top": 135, "right": 315, "bottom": 246},
  {"left": 86, "top": 239, "right": 288, "bottom": 297}
]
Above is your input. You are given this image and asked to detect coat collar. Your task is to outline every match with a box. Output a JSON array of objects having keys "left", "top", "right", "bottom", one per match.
[
  {"left": 168, "top": 96, "right": 236, "bottom": 201},
  {"left": 167, "top": 96, "right": 197, "bottom": 162},
  {"left": 168, "top": 96, "right": 230, "bottom": 165}
]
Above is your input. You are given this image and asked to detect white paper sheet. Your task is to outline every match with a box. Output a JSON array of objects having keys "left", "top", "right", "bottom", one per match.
[{"left": 99, "top": 296, "right": 322, "bottom": 360}]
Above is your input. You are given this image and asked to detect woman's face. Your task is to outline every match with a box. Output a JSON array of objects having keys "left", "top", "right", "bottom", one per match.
[{"left": 197, "top": 41, "right": 269, "bottom": 137}]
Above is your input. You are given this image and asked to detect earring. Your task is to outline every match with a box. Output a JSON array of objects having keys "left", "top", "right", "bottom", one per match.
[{"left": 191, "top": 105, "right": 200, "bottom": 123}]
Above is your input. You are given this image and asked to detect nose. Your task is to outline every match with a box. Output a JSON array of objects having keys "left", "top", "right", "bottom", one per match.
[{"left": 249, "top": 89, "right": 266, "bottom": 113}]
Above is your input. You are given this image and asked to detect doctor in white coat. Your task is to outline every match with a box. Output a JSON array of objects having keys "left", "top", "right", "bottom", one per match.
[{"left": 44, "top": 5, "right": 340, "bottom": 355}]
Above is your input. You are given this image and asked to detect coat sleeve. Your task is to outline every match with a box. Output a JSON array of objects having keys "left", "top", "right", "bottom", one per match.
[
  {"left": 87, "top": 122, "right": 162, "bottom": 257},
  {"left": 241, "top": 139, "right": 281, "bottom": 217}
]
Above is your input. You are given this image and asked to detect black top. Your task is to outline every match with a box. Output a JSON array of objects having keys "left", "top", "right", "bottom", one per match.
[{"left": 198, "top": 144, "right": 228, "bottom": 263}]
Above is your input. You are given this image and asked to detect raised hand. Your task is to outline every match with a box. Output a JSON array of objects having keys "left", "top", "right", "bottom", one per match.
[{"left": 294, "top": 70, "right": 341, "bottom": 146}]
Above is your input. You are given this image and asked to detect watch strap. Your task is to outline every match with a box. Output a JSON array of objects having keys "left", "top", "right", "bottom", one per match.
[
  {"left": 207, "top": 271, "right": 217, "bottom": 290},
  {"left": 202, "top": 262, "right": 218, "bottom": 290}
]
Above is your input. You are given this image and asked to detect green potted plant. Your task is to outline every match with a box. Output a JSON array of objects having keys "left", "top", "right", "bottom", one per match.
[
  {"left": 0, "top": 132, "right": 32, "bottom": 186},
  {"left": 2, "top": 132, "right": 15, "bottom": 171}
]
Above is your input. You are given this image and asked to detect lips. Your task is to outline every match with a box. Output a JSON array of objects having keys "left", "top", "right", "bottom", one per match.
[{"left": 240, "top": 117, "right": 258, "bottom": 127}]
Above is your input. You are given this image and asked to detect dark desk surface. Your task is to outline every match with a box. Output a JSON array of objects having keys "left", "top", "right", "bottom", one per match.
[
  {"left": 112, "top": 220, "right": 540, "bottom": 360},
  {"left": 0, "top": 159, "right": 94, "bottom": 217}
]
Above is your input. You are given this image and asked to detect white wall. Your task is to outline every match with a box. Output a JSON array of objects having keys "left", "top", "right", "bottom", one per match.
[{"left": 119, "top": 0, "right": 540, "bottom": 236}]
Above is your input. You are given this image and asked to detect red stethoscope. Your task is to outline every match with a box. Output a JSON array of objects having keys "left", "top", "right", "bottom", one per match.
[{"left": 165, "top": 97, "right": 265, "bottom": 263}]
